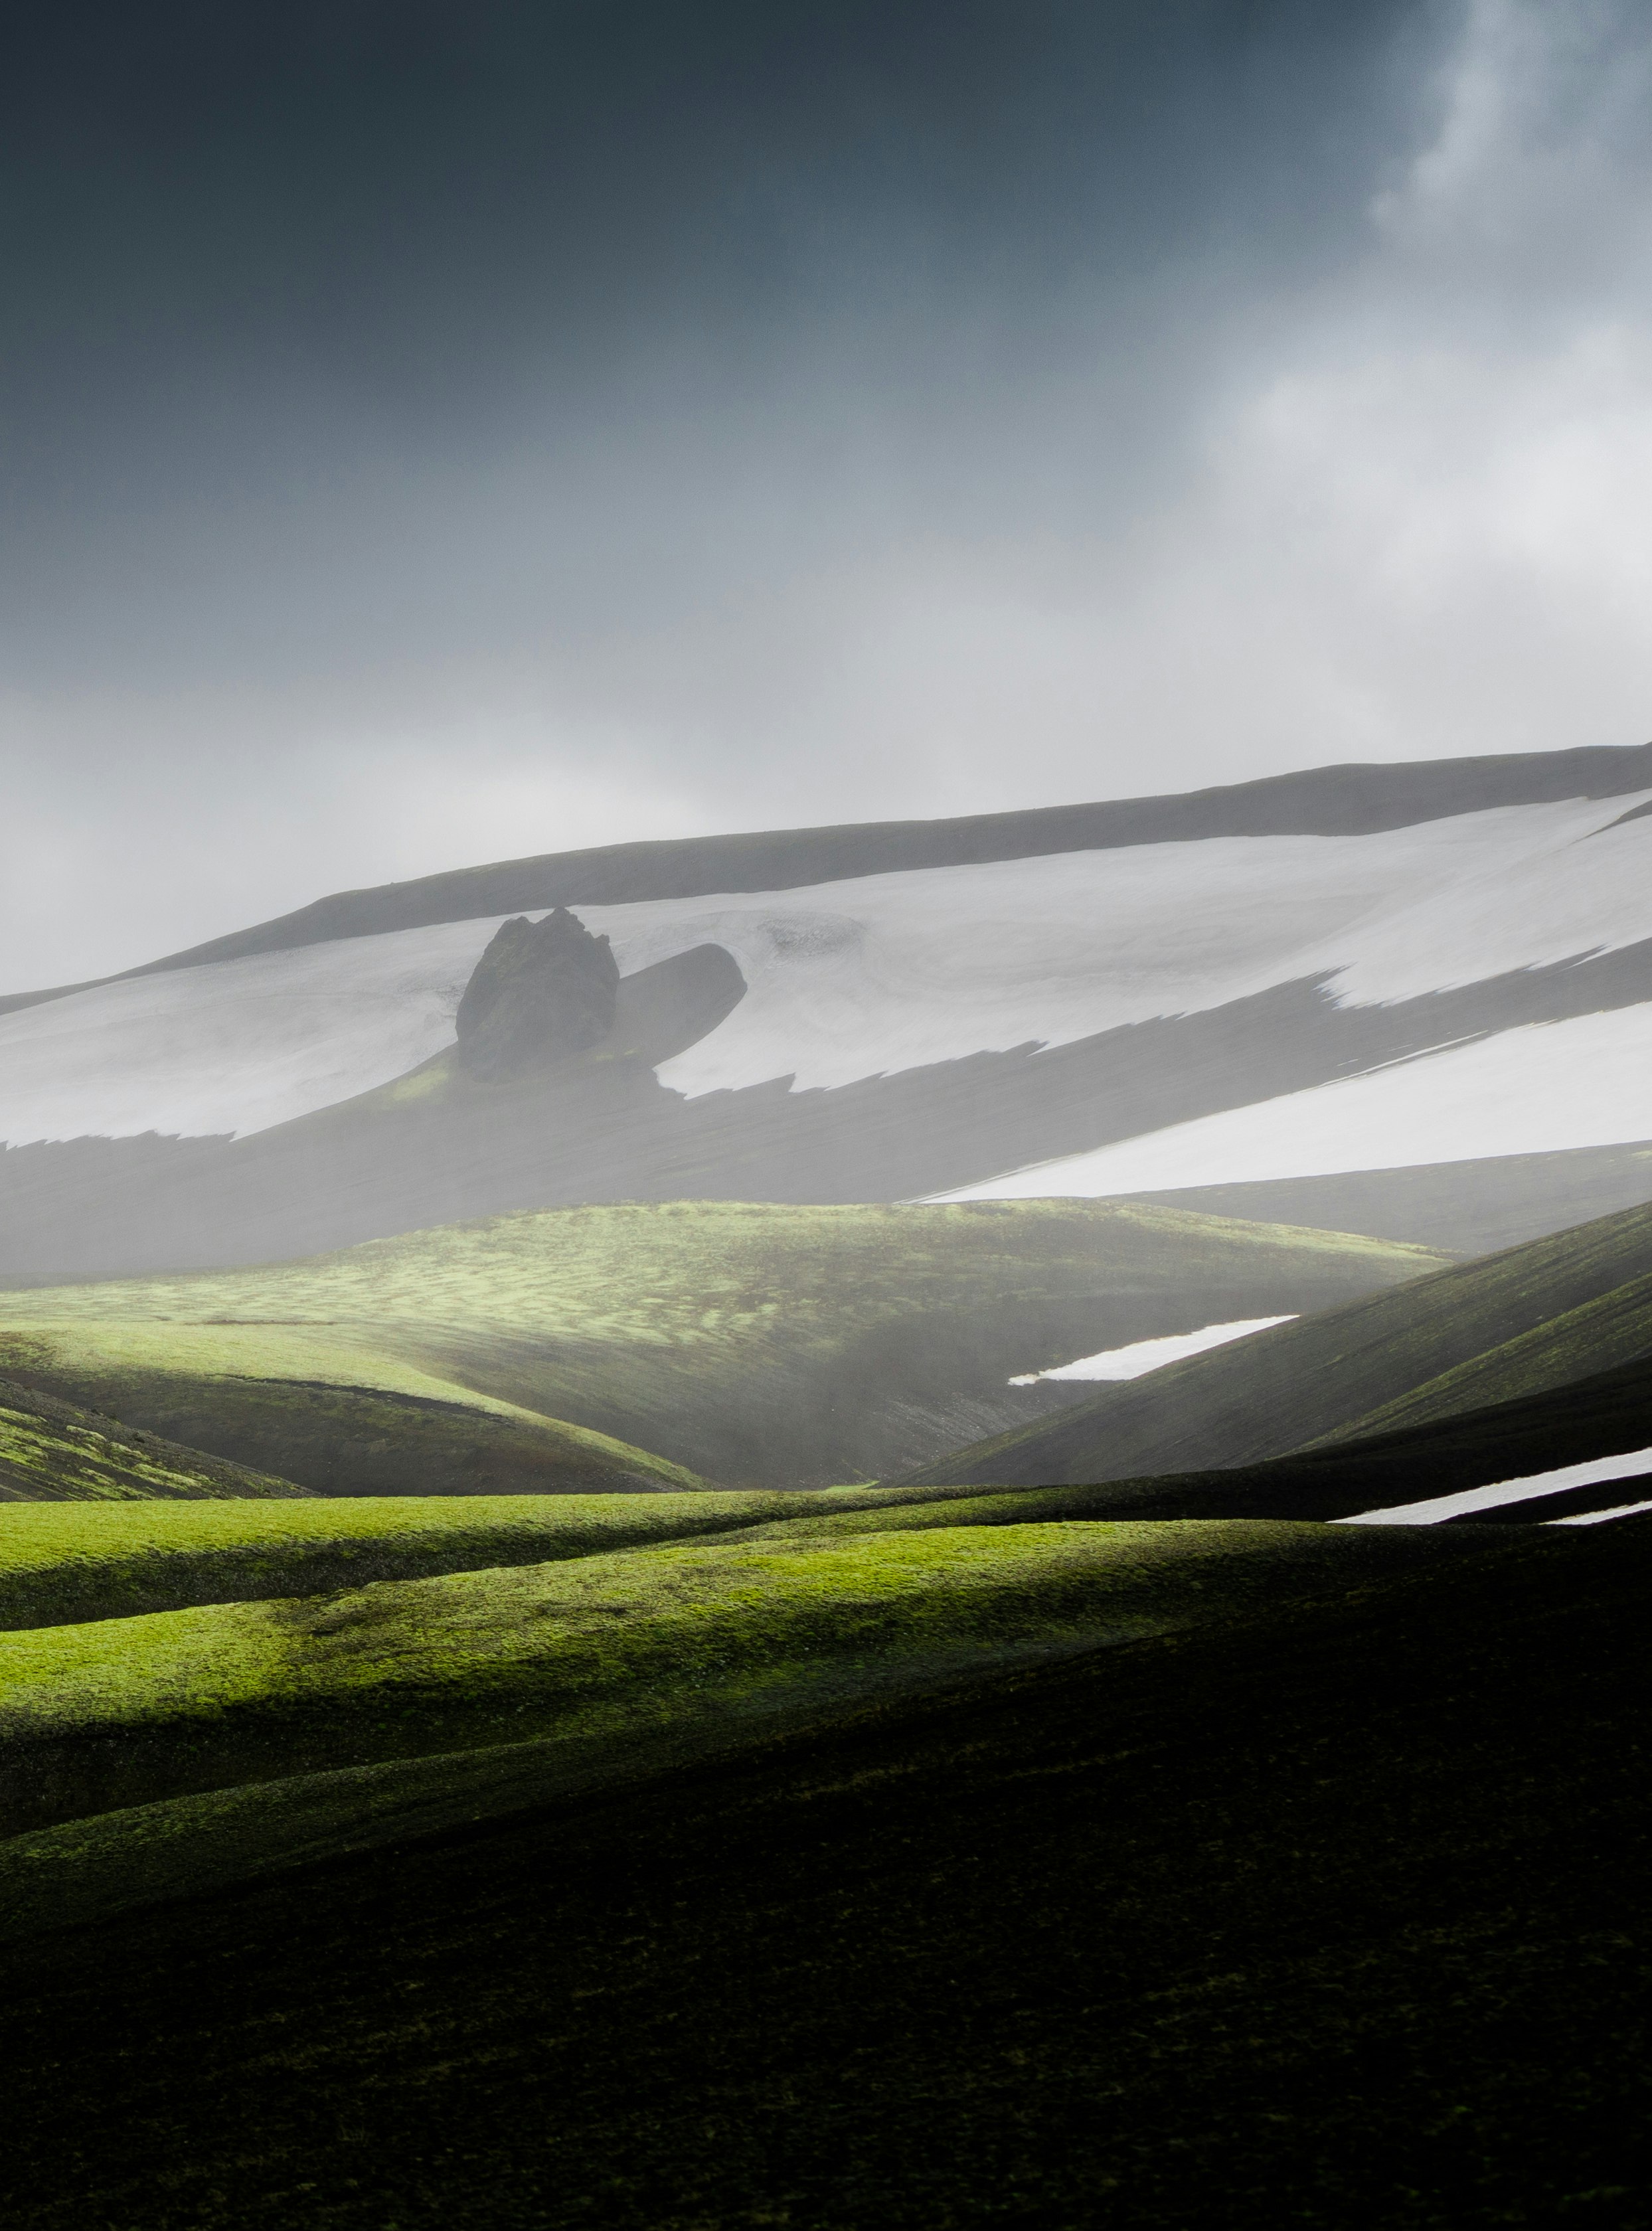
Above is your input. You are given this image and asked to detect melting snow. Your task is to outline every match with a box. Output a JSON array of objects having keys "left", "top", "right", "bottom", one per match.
[
  {"left": 1007, "top": 1315, "right": 1297, "bottom": 1385},
  {"left": 1333, "top": 1445, "right": 1652, "bottom": 1526}
]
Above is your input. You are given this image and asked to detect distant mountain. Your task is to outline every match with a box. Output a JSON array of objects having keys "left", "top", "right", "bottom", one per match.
[
  {"left": 895, "top": 1199, "right": 1652, "bottom": 1491},
  {"left": 3, "top": 742, "right": 1651, "bottom": 1280}
]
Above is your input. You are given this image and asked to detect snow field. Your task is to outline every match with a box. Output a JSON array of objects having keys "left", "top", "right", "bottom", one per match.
[
  {"left": 930, "top": 1001, "right": 1652, "bottom": 1202},
  {"left": 1, "top": 789, "right": 1648, "bottom": 1145},
  {"left": 1333, "top": 1445, "right": 1652, "bottom": 1527},
  {"left": 0, "top": 918, "right": 513, "bottom": 1144}
]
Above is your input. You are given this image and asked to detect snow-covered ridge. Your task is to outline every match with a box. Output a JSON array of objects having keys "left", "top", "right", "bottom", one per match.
[
  {"left": 933, "top": 1003, "right": 1652, "bottom": 1201},
  {"left": 1, "top": 789, "right": 1649, "bottom": 1147}
]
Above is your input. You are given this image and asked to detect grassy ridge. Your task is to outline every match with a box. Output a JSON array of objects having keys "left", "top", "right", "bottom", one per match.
[
  {"left": 0, "top": 1324, "right": 706, "bottom": 1499},
  {"left": 0, "top": 1485, "right": 1015, "bottom": 1630},
  {"left": 0, "top": 1521, "right": 1496, "bottom": 1839},
  {"left": 0, "top": 1377, "right": 307, "bottom": 1505},
  {"left": 1307, "top": 1267, "right": 1652, "bottom": 1448},
  {"left": 900, "top": 1198, "right": 1652, "bottom": 1489},
  {"left": 0, "top": 1200, "right": 1442, "bottom": 1487}
]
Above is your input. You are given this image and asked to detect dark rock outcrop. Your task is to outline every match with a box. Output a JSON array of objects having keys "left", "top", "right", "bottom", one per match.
[{"left": 455, "top": 910, "right": 621, "bottom": 1079}]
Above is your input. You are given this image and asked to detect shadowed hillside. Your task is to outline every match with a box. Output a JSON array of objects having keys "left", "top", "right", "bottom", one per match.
[
  {"left": 3, "top": 1517, "right": 1645, "bottom": 2228},
  {"left": 0, "top": 1378, "right": 307, "bottom": 1503},
  {"left": 898, "top": 1199, "right": 1652, "bottom": 1489}
]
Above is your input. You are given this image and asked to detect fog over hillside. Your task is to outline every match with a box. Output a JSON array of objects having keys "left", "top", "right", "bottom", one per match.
[{"left": 3, "top": 745, "right": 1651, "bottom": 1281}]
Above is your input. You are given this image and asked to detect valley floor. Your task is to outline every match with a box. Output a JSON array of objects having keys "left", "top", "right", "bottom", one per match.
[{"left": 3, "top": 1517, "right": 1647, "bottom": 2228}]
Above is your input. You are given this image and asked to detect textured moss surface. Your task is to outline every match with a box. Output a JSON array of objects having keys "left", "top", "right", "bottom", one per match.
[
  {"left": 0, "top": 1379, "right": 305, "bottom": 1505},
  {"left": 0, "top": 1519, "right": 1495, "bottom": 1837},
  {"left": 0, "top": 1322, "right": 705, "bottom": 1498},
  {"left": 0, "top": 1483, "right": 1009, "bottom": 1629},
  {"left": 0, "top": 1198, "right": 1442, "bottom": 1487},
  {"left": 2, "top": 1518, "right": 1635, "bottom": 2231}
]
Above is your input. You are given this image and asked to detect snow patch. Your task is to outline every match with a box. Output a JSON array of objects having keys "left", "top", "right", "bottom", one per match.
[
  {"left": 0, "top": 917, "right": 511, "bottom": 1144},
  {"left": 1333, "top": 1444, "right": 1652, "bottom": 1527},
  {"left": 1007, "top": 1315, "right": 1297, "bottom": 1385},
  {"left": 932, "top": 1003, "right": 1652, "bottom": 1200},
  {"left": 1550, "top": 1499, "right": 1652, "bottom": 1527}
]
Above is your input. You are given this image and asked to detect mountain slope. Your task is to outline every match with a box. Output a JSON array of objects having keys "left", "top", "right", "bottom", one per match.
[
  {"left": 896, "top": 1199, "right": 1652, "bottom": 1489},
  {"left": 0, "top": 1325, "right": 708, "bottom": 1500},
  {"left": 0, "top": 1200, "right": 1441, "bottom": 1489},
  {"left": 5, "top": 745, "right": 1652, "bottom": 1280},
  {"left": 11, "top": 741, "right": 1647, "bottom": 1015},
  {"left": 876, "top": 1351, "right": 1652, "bottom": 1527}
]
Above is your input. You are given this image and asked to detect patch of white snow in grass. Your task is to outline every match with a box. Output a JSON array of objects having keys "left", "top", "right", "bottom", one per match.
[
  {"left": 932, "top": 1003, "right": 1652, "bottom": 1200},
  {"left": 1332, "top": 1446, "right": 1652, "bottom": 1526},
  {"left": 1007, "top": 1315, "right": 1297, "bottom": 1385}
]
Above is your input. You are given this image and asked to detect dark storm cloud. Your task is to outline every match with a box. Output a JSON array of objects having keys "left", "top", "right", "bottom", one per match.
[
  {"left": 1, "top": 0, "right": 1422, "bottom": 681},
  {"left": 3, "top": 1, "right": 1650, "bottom": 987}
]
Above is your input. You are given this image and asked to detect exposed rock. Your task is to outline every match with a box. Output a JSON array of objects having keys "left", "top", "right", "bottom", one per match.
[{"left": 455, "top": 910, "right": 620, "bottom": 1079}]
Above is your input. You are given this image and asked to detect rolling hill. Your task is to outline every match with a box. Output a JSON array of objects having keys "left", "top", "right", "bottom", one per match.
[
  {"left": 898, "top": 1198, "right": 1652, "bottom": 1490},
  {"left": 5, "top": 744, "right": 1652, "bottom": 1281},
  {"left": 5, "top": 1512, "right": 1640, "bottom": 2231},
  {"left": 0, "top": 1517, "right": 1510, "bottom": 1841},
  {"left": 0, "top": 1325, "right": 707, "bottom": 1501},
  {"left": 0, "top": 1376, "right": 307, "bottom": 1504},
  {"left": 0, "top": 1200, "right": 1441, "bottom": 1489}
]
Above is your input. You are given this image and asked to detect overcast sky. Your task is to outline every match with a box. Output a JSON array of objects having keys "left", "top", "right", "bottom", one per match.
[{"left": 3, "top": 0, "right": 1651, "bottom": 990}]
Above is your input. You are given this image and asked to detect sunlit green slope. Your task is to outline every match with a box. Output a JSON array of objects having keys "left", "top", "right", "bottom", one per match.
[
  {"left": 0, "top": 1518, "right": 1498, "bottom": 1842},
  {"left": 0, "top": 1323, "right": 708, "bottom": 1498},
  {"left": 0, "top": 1200, "right": 1442, "bottom": 1487},
  {"left": 0, "top": 1483, "right": 1014, "bottom": 1630}
]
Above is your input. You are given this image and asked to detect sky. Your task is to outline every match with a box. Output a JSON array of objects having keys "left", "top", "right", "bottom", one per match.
[{"left": 3, "top": 0, "right": 1651, "bottom": 991}]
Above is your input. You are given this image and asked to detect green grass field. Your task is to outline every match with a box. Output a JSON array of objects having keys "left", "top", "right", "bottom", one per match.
[
  {"left": 5, "top": 1515, "right": 1637, "bottom": 2231},
  {"left": 0, "top": 1198, "right": 1443, "bottom": 1488},
  {"left": 0, "top": 1322, "right": 707, "bottom": 1497},
  {"left": 0, "top": 1512, "right": 1506, "bottom": 1845},
  {"left": 0, "top": 1483, "right": 1032, "bottom": 1629}
]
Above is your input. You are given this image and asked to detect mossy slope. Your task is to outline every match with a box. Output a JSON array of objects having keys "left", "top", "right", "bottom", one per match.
[
  {"left": 0, "top": 1199, "right": 1442, "bottom": 1486},
  {"left": 0, "top": 1520, "right": 1496, "bottom": 1838},
  {"left": 0, "top": 1324, "right": 707, "bottom": 1498},
  {"left": 0, "top": 1483, "right": 1005, "bottom": 1630},
  {"left": 0, "top": 1377, "right": 307, "bottom": 1504},
  {"left": 900, "top": 1198, "right": 1652, "bottom": 1488},
  {"left": 1, "top": 1517, "right": 1639, "bottom": 2231}
]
